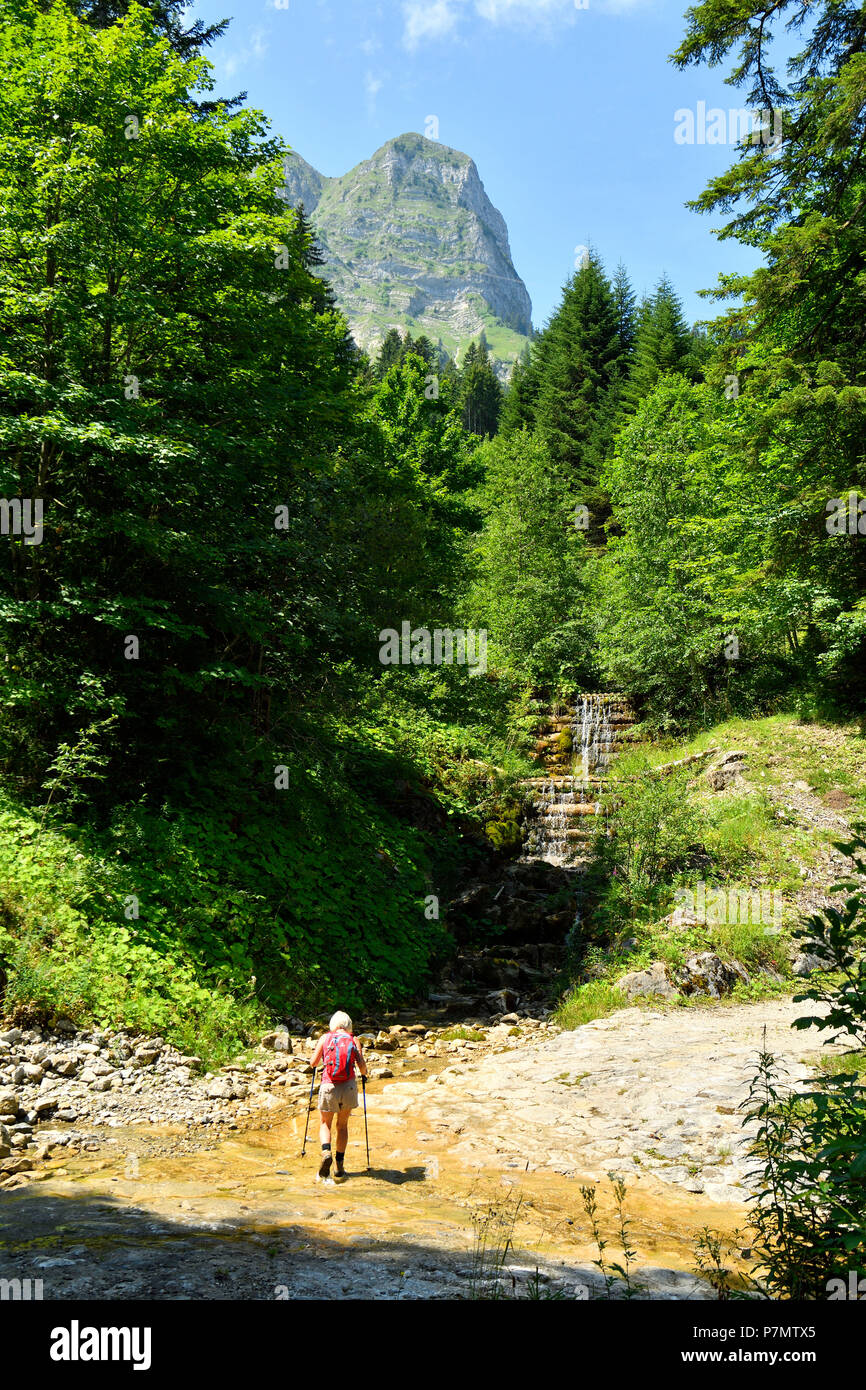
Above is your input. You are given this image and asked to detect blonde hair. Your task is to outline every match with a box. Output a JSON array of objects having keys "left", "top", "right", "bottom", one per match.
[{"left": 329, "top": 1011, "right": 353, "bottom": 1033}]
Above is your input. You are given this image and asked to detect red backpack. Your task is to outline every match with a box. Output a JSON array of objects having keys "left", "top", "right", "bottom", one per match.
[{"left": 323, "top": 1030, "right": 357, "bottom": 1083}]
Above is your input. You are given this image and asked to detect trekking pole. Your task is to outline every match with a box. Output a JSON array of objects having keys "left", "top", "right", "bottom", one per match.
[
  {"left": 361, "top": 1075, "right": 370, "bottom": 1170},
  {"left": 301, "top": 1066, "right": 317, "bottom": 1157}
]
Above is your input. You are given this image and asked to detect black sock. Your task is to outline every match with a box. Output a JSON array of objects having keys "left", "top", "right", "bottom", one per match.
[
  {"left": 336, "top": 1151, "right": 345, "bottom": 1167},
  {"left": 321, "top": 1143, "right": 331, "bottom": 1153}
]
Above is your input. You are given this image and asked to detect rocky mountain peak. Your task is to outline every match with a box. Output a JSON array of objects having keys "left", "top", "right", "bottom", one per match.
[{"left": 281, "top": 133, "right": 532, "bottom": 375}]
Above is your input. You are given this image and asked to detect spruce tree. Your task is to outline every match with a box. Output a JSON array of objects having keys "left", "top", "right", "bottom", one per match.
[
  {"left": 459, "top": 336, "right": 502, "bottom": 438},
  {"left": 532, "top": 255, "right": 626, "bottom": 506},
  {"left": 71, "top": 0, "right": 229, "bottom": 56},
  {"left": 375, "top": 329, "right": 405, "bottom": 378},
  {"left": 624, "top": 274, "right": 696, "bottom": 409},
  {"left": 500, "top": 345, "right": 539, "bottom": 435},
  {"left": 612, "top": 262, "right": 638, "bottom": 360}
]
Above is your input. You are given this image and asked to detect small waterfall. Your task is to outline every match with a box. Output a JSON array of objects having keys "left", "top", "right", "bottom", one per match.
[
  {"left": 521, "top": 693, "right": 634, "bottom": 866},
  {"left": 524, "top": 777, "right": 575, "bottom": 866},
  {"left": 573, "top": 694, "right": 614, "bottom": 782}
]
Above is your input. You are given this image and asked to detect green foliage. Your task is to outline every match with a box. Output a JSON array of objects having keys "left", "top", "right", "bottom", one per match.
[
  {"left": 532, "top": 254, "right": 627, "bottom": 515},
  {"left": 739, "top": 828, "right": 866, "bottom": 1298},
  {"left": 623, "top": 274, "right": 701, "bottom": 409},
  {"left": 591, "top": 765, "right": 704, "bottom": 930},
  {"left": 554, "top": 980, "right": 627, "bottom": 1029},
  {"left": 459, "top": 336, "right": 502, "bottom": 438},
  {"left": 499, "top": 344, "right": 538, "bottom": 436},
  {"left": 466, "top": 429, "right": 597, "bottom": 689}
]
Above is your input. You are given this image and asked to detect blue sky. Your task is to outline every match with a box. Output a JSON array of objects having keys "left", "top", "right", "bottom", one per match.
[{"left": 187, "top": 0, "right": 766, "bottom": 329}]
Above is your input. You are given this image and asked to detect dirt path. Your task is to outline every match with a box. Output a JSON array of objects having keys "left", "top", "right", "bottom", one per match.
[{"left": 0, "top": 997, "right": 839, "bottom": 1300}]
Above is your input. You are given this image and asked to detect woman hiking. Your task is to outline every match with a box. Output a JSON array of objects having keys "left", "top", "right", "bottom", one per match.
[{"left": 310, "top": 1012, "right": 368, "bottom": 1182}]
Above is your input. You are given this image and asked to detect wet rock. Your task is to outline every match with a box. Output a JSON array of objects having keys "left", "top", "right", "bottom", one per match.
[
  {"left": 616, "top": 962, "right": 678, "bottom": 1001},
  {"left": 0, "top": 1155, "right": 33, "bottom": 1174}
]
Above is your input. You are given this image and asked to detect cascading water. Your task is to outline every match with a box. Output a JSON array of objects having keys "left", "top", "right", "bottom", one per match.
[
  {"left": 573, "top": 694, "right": 614, "bottom": 782},
  {"left": 522, "top": 694, "right": 634, "bottom": 866},
  {"left": 523, "top": 779, "right": 602, "bottom": 866}
]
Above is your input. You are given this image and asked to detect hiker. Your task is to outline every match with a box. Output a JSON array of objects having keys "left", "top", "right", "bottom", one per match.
[{"left": 310, "top": 1012, "right": 368, "bottom": 1181}]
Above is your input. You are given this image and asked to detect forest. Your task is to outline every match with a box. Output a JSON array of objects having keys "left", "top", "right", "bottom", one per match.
[{"left": 0, "top": 0, "right": 864, "bottom": 1060}]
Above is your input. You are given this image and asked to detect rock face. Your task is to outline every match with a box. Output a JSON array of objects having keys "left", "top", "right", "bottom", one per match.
[
  {"left": 281, "top": 133, "right": 532, "bottom": 377},
  {"left": 617, "top": 962, "right": 679, "bottom": 1002}
]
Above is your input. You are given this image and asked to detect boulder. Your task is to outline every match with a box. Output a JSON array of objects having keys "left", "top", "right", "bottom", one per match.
[
  {"left": 49, "top": 1055, "right": 78, "bottom": 1078},
  {"left": 31, "top": 1095, "right": 60, "bottom": 1116},
  {"left": 792, "top": 951, "right": 828, "bottom": 978},
  {"left": 0, "top": 1090, "right": 19, "bottom": 1119},
  {"left": 0, "top": 1155, "right": 34, "bottom": 1174},
  {"left": 616, "top": 962, "right": 678, "bottom": 1001},
  {"left": 485, "top": 988, "right": 519, "bottom": 1014},
  {"left": 133, "top": 1046, "right": 161, "bottom": 1067},
  {"left": 706, "top": 751, "right": 748, "bottom": 790},
  {"left": 676, "top": 952, "right": 750, "bottom": 998}
]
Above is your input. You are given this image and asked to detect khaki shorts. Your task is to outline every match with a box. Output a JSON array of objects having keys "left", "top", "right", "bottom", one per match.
[{"left": 318, "top": 1078, "right": 359, "bottom": 1113}]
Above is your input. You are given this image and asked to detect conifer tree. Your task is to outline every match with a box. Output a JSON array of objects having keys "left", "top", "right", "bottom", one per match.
[
  {"left": 532, "top": 255, "right": 625, "bottom": 504},
  {"left": 612, "top": 262, "right": 638, "bottom": 360},
  {"left": 624, "top": 274, "right": 696, "bottom": 408},
  {"left": 499, "top": 345, "right": 539, "bottom": 435},
  {"left": 459, "top": 336, "right": 502, "bottom": 438},
  {"left": 375, "top": 329, "right": 405, "bottom": 378}
]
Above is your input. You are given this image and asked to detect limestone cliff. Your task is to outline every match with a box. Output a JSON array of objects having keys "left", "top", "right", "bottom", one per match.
[{"left": 281, "top": 133, "right": 532, "bottom": 376}]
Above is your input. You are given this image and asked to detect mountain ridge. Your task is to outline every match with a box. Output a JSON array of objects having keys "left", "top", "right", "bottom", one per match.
[{"left": 281, "top": 133, "right": 533, "bottom": 375}]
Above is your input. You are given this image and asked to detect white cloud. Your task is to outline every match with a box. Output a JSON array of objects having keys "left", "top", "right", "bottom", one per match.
[
  {"left": 218, "top": 25, "right": 270, "bottom": 79},
  {"left": 474, "top": 0, "right": 572, "bottom": 21},
  {"left": 403, "top": 0, "right": 462, "bottom": 51},
  {"left": 402, "top": 0, "right": 653, "bottom": 47},
  {"left": 361, "top": 37, "right": 382, "bottom": 54},
  {"left": 365, "top": 69, "right": 386, "bottom": 115}
]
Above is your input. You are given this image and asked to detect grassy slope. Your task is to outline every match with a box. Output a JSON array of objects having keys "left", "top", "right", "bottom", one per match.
[{"left": 557, "top": 714, "right": 866, "bottom": 1028}]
